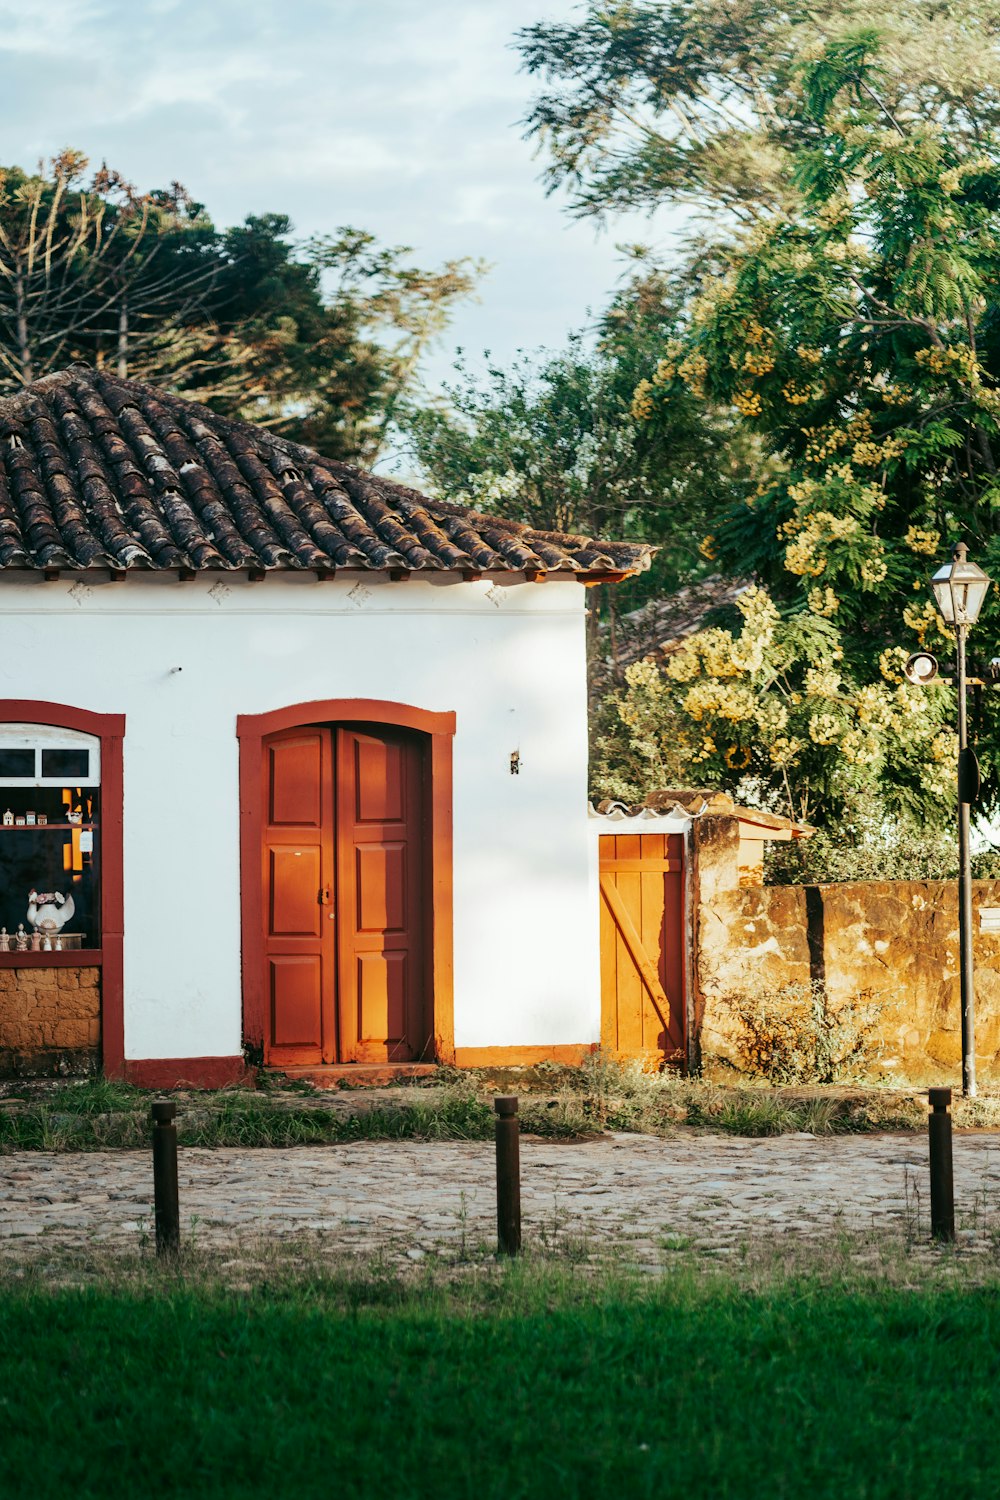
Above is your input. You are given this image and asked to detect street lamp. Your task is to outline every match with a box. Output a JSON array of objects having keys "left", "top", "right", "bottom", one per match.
[{"left": 929, "top": 541, "right": 991, "bottom": 1098}]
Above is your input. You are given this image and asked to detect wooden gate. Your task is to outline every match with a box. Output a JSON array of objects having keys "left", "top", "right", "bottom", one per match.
[{"left": 599, "top": 832, "right": 685, "bottom": 1065}]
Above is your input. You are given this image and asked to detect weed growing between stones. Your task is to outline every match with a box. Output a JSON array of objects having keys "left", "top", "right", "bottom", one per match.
[{"left": 715, "top": 980, "right": 888, "bottom": 1084}]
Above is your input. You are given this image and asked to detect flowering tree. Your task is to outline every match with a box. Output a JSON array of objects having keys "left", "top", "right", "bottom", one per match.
[
  {"left": 593, "top": 587, "right": 953, "bottom": 823},
  {"left": 523, "top": 3, "right": 1000, "bottom": 821}
]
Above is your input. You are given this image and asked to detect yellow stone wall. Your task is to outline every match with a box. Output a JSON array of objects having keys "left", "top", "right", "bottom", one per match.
[
  {"left": 0, "top": 968, "right": 100, "bottom": 1073},
  {"left": 692, "top": 814, "right": 1000, "bottom": 1084}
]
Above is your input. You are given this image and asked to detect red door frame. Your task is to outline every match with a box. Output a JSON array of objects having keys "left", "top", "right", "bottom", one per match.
[
  {"left": 0, "top": 700, "right": 125, "bottom": 1076},
  {"left": 237, "top": 699, "right": 456, "bottom": 1065}
]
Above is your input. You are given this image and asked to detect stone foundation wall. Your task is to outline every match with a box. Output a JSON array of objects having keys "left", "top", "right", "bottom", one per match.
[
  {"left": 692, "top": 815, "right": 1000, "bottom": 1083},
  {"left": 0, "top": 968, "right": 100, "bottom": 1076}
]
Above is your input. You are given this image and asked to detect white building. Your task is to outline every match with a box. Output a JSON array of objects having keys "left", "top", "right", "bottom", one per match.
[{"left": 0, "top": 366, "right": 650, "bottom": 1085}]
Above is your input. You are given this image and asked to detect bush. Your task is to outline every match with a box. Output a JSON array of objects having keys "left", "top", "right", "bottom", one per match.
[
  {"left": 766, "top": 817, "right": 1000, "bottom": 885},
  {"left": 718, "top": 981, "right": 885, "bottom": 1085}
]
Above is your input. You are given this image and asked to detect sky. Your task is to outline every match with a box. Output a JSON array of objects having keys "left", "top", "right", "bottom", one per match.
[{"left": 0, "top": 0, "right": 672, "bottom": 393}]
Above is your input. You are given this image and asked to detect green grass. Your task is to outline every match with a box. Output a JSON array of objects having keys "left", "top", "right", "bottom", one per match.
[
  {"left": 3, "top": 1259, "right": 1000, "bottom": 1498},
  {"left": 0, "top": 1086, "right": 495, "bottom": 1151}
]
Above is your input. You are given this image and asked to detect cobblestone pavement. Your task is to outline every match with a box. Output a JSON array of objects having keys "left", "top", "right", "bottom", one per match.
[{"left": 4, "top": 1132, "right": 1000, "bottom": 1263}]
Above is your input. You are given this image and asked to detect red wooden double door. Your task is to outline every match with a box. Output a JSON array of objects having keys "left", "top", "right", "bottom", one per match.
[{"left": 262, "top": 723, "right": 430, "bottom": 1065}]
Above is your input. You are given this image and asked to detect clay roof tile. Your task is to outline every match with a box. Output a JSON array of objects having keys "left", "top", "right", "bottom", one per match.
[{"left": 0, "top": 367, "right": 655, "bottom": 579}]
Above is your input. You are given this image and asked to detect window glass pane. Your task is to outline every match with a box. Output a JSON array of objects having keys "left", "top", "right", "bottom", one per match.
[
  {"left": 41, "top": 749, "right": 90, "bottom": 779},
  {"left": 0, "top": 749, "right": 34, "bottom": 778},
  {"left": 0, "top": 786, "right": 100, "bottom": 949}
]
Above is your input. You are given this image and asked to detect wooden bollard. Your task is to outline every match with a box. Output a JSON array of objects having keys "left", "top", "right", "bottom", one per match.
[
  {"left": 928, "top": 1087, "right": 955, "bottom": 1242},
  {"left": 495, "top": 1095, "right": 521, "bottom": 1256},
  {"left": 151, "top": 1099, "right": 180, "bottom": 1255}
]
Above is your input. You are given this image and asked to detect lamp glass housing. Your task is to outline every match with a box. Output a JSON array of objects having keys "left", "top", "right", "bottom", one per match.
[{"left": 931, "top": 548, "right": 991, "bottom": 627}]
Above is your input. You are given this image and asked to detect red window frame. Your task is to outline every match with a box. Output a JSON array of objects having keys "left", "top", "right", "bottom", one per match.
[{"left": 0, "top": 701, "right": 124, "bottom": 1073}]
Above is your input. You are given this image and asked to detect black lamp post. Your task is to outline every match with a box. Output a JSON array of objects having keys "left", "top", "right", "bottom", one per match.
[{"left": 929, "top": 541, "right": 992, "bottom": 1098}]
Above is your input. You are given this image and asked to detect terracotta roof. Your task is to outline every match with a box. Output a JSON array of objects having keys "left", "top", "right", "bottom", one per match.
[
  {"left": 0, "top": 367, "right": 654, "bottom": 579},
  {"left": 609, "top": 575, "right": 752, "bottom": 668}
]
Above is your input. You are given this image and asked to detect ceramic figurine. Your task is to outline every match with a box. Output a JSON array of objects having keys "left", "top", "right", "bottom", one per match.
[
  {"left": 30, "top": 931, "right": 40, "bottom": 951},
  {"left": 37, "top": 814, "right": 47, "bottom": 826},
  {"left": 25, "top": 811, "right": 35, "bottom": 826},
  {"left": 41, "top": 934, "right": 52, "bottom": 951},
  {"left": 2, "top": 809, "right": 12, "bottom": 826},
  {"left": 27, "top": 890, "right": 75, "bottom": 937},
  {"left": 15, "top": 925, "right": 28, "bottom": 951},
  {"left": 14, "top": 816, "right": 24, "bottom": 826},
  {"left": 0, "top": 928, "right": 9, "bottom": 951},
  {"left": 67, "top": 809, "right": 82, "bottom": 826}
]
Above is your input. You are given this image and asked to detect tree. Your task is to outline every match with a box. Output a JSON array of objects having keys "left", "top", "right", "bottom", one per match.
[
  {"left": 0, "top": 150, "right": 222, "bottom": 390},
  {"left": 224, "top": 223, "right": 485, "bottom": 462},
  {"left": 403, "top": 266, "right": 751, "bottom": 670},
  {"left": 522, "top": 2, "right": 1000, "bottom": 822},
  {"left": 0, "top": 153, "right": 482, "bottom": 464}
]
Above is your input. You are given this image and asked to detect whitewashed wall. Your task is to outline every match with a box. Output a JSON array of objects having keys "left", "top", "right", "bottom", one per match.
[{"left": 0, "top": 572, "right": 598, "bottom": 1061}]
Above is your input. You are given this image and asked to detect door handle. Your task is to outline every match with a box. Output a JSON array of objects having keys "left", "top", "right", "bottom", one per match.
[{"left": 318, "top": 887, "right": 332, "bottom": 905}]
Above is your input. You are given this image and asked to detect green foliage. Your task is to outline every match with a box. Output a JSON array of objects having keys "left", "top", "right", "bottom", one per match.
[
  {"left": 718, "top": 980, "right": 886, "bottom": 1085},
  {"left": 403, "top": 267, "right": 751, "bottom": 613},
  {"left": 0, "top": 153, "right": 481, "bottom": 463},
  {"left": 524, "top": 2, "right": 1000, "bottom": 823},
  {"left": 766, "top": 812, "right": 1000, "bottom": 883}
]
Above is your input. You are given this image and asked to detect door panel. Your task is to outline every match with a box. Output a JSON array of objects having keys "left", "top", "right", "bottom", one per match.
[
  {"left": 337, "top": 726, "right": 427, "bottom": 1063},
  {"left": 269, "top": 736, "right": 323, "bottom": 826},
  {"left": 354, "top": 737, "right": 405, "bottom": 823},
  {"left": 270, "top": 956, "right": 323, "bottom": 1048},
  {"left": 355, "top": 843, "right": 406, "bottom": 932},
  {"left": 356, "top": 951, "right": 408, "bottom": 1049},
  {"left": 269, "top": 847, "right": 323, "bottom": 937},
  {"left": 263, "top": 728, "right": 334, "bottom": 1065}
]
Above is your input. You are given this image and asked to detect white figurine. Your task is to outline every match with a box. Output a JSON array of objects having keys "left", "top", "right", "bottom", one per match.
[
  {"left": 0, "top": 928, "right": 9, "bottom": 951},
  {"left": 2, "top": 809, "right": 12, "bottom": 826},
  {"left": 15, "top": 924, "right": 28, "bottom": 951},
  {"left": 27, "top": 890, "right": 75, "bottom": 936}
]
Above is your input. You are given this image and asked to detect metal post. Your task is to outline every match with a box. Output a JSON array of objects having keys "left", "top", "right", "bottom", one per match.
[
  {"left": 956, "top": 626, "right": 977, "bottom": 1098},
  {"left": 494, "top": 1095, "right": 521, "bottom": 1256},
  {"left": 928, "top": 1087, "right": 956, "bottom": 1242},
  {"left": 151, "top": 1099, "right": 180, "bottom": 1255}
]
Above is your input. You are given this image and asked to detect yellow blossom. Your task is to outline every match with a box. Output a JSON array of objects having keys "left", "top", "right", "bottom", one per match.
[
  {"left": 841, "top": 729, "right": 880, "bottom": 766},
  {"left": 904, "top": 525, "right": 940, "bottom": 556},
  {"left": 631, "top": 379, "right": 655, "bottom": 421},
  {"left": 808, "top": 712, "right": 840, "bottom": 745},
  {"left": 734, "top": 389, "right": 763, "bottom": 417},
  {"left": 807, "top": 585, "right": 839, "bottom": 616},
  {"left": 805, "top": 666, "right": 841, "bottom": 698},
  {"left": 769, "top": 736, "right": 803, "bottom": 768},
  {"left": 860, "top": 553, "right": 888, "bottom": 587},
  {"left": 878, "top": 647, "right": 908, "bottom": 684},
  {"left": 785, "top": 535, "right": 826, "bottom": 576},
  {"left": 783, "top": 382, "right": 812, "bottom": 405}
]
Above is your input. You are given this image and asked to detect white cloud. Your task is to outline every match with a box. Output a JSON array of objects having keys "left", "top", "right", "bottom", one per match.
[{"left": 0, "top": 0, "right": 681, "bottom": 385}]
